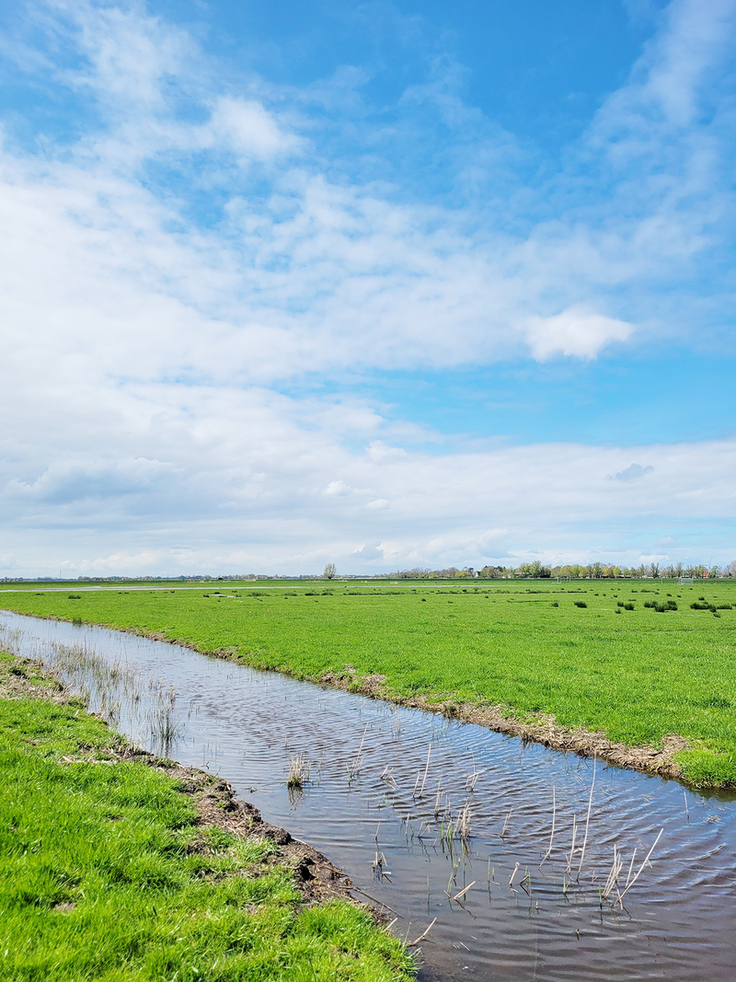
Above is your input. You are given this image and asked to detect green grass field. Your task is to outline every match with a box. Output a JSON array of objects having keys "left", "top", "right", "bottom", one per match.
[
  {"left": 2, "top": 578, "right": 735, "bottom": 787},
  {"left": 0, "top": 651, "right": 414, "bottom": 981}
]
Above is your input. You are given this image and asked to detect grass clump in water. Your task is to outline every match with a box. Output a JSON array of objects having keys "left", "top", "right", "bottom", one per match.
[{"left": 287, "top": 752, "right": 311, "bottom": 788}]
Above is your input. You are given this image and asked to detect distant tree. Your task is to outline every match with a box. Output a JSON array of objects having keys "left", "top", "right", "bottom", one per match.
[
  {"left": 429, "top": 567, "right": 459, "bottom": 579},
  {"left": 516, "top": 560, "right": 551, "bottom": 578},
  {"left": 650, "top": 562, "right": 660, "bottom": 578},
  {"left": 323, "top": 563, "right": 337, "bottom": 579},
  {"left": 480, "top": 565, "right": 504, "bottom": 578},
  {"left": 725, "top": 560, "right": 736, "bottom": 578}
]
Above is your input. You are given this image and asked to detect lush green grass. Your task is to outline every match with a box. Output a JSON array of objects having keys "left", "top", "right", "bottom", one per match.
[
  {"left": 2, "top": 580, "right": 736, "bottom": 786},
  {"left": 0, "top": 651, "right": 414, "bottom": 982}
]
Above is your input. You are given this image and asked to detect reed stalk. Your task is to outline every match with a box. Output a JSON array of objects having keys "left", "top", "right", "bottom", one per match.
[
  {"left": 539, "top": 786, "right": 556, "bottom": 867},
  {"left": 452, "top": 881, "right": 476, "bottom": 903},
  {"left": 566, "top": 815, "right": 577, "bottom": 873},
  {"left": 509, "top": 862, "right": 520, "bottom": 888},
  {"left": 618, "top": 829, "right": 663, "bottom": 904},
  {"left": 601, "top": 845, "right": 623, "bottom": 900},
  {"left": 577, "top": 756, "right": 596, "bottom": 875},
  {"left": 287, "top": 753, "right": 310, "bottom": 788},
  {"left": 419, "top": 743, "right": 432, "bottom": 797}
]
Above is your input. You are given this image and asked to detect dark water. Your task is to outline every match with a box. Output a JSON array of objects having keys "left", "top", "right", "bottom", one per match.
[{"left": 2, "top": 610, "right": 735, "bottom": 981}]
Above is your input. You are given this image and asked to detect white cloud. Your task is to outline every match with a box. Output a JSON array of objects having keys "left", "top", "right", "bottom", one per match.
[
  {"left": 325, "top": 481, "right": 351, "bottom": 496},
  {"left": 3, "top": 387, "right": 735, "bottom": 573},
  {"left": 4, "top": 0, "right": 730, "bottom": 388},
  {"left": 366, "top": 498, "right": 390, "bottom": 510},
  {"left": 1, "top": 0, "right": 735, "bottom": 576},
  {"left": 352, "top": 541, "right": 384, "bottom": 560},
  {"left": 525, "top": 307, "right": 634, "bottom": 361},
  {"left": 618, "top": 0, "right": 736, "bottom": 129},
  {"left": 207, "top": 97, "right": 300, "bottom": 159}
]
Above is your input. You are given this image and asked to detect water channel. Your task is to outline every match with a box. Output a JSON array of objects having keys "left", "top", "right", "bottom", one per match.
[{"left": 2, "top": 609, "right": 735, "bottom": 981}]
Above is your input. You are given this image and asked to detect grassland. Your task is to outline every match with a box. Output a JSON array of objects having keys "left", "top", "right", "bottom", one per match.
[
  {"left": 2, "top": 578, "right": 735, "bottom": 787},
  {"left": 0, "top": 650, "right": 414, "bottom": 981}
]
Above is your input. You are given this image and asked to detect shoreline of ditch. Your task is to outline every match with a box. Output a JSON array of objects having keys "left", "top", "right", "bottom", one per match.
[
  {"left": 0, "top": 649, "right": 397, "bottom": 918},
  {"left": 3, "top": 608, "right": 712, "bottom": 790}
]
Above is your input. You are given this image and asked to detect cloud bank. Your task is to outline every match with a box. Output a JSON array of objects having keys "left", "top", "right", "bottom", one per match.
[{"left": 1, "top": 0, "right": 735, "bottom": 575}]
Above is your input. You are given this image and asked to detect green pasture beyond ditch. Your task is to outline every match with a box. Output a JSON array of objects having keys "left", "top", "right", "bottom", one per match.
[
  {"left": 2, "top": 579, "right": 735, "bottom": 787},
  {"left": 0, "top": 651, "right": 414, "bottom": 982}
]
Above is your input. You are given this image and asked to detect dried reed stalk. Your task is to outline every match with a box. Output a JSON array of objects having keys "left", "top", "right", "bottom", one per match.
[
  {"left": 509, "top": 862, "right": 520, "bottom": 888},
  {"left": 577, "top": 756, "right": 596, "bottom": 875},
  {"left": 618, "top": 829, "right": 663, "bottom": 904},
  {"left": 602, "top": 844, "right": 623, "bottom": 900},
  {"left": 566, "top": 815, "right": 578, "bottom": 873},
  {"left": 419, "top": 743, "right": 432, "bottom": 797},
  {"left": 540, "top": 786, "right": 556, "bottom": 867},
  {"left": 452, "top": 881, "right": 476, "bottom": 902},
  {"left": 407, "top": 917, "right": 437, "bottom": 946}
]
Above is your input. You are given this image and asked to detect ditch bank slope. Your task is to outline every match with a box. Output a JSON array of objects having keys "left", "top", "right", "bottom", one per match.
[{"left": 0, "top": 651, "right": 415, "bottom": 982}]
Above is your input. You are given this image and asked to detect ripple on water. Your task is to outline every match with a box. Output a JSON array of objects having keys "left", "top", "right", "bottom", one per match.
[{"left": 2, "top": 610, "right": 736, "bottom": 982}]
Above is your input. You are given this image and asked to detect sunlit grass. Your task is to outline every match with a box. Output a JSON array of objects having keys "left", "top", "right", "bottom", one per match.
[
  {"left": 0, "top": 653, "right": 415, "bottom": 981},
  {"left": 2, "top": 579, "right": 736, "bottom": 785}
]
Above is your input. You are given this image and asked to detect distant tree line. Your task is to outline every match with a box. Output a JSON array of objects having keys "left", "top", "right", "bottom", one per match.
[
  {"left": 384, "top": 559, "right": 736, "bottom": 580},
  {"left": 5, "top": 559, "right": 736, "bottom": 585}
]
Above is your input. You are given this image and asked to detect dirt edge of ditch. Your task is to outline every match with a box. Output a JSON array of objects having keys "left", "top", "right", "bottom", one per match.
[
  {"left": 0, "top": 652, "right": 379, "bottom": 918},
  {"left": 130, "top": 625, "right": 695, "bottom": 782},
  {"left": 0, "top": 611, "right": 717, "bottom": 787}
]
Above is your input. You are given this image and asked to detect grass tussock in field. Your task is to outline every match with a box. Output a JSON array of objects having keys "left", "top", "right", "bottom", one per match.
[
  {"left": 2, "top": 580, "right": 736, "bottom": 787},
  {"left": 0, "top": 651, "right": 414, "bottom": 982}
]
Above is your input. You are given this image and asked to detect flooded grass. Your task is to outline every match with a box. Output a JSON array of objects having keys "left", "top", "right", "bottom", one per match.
[
  {"left": 17, "top": 636, "right": 186, "bottom": 757},
  {"left": 0, "top": 650, "right": 415, "bottom": 982},
  {"left": 2, "top": 579, "right": 736, "bottom": 786}
]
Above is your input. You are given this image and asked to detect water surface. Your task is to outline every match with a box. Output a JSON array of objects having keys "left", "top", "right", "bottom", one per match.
[{"left": 2, "top": 610, "right": 735, "bottom": 981}]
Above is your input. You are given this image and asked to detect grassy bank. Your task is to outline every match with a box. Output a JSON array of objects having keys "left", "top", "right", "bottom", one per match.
[
  {"left": 0, "top": 651, "right": 414, "bottom": 981},
  {"left": 2, "top": 579, "right": 735, "bottom": 787}
]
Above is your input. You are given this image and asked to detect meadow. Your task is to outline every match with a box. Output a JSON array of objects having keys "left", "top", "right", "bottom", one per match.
[
  {"left": 2, "top": 578, "right": 735, "bottom": 787},
  {"left": 0, "top": 650, "right": 414, "bottom": 982}
]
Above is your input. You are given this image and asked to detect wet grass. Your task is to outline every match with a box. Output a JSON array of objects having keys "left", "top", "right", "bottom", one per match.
[
  {"left": 2, "top": 579, "right": 736, "bottom": 786},
  {"left": 0, "top": 651, "right": 414, "bottom": 981}
]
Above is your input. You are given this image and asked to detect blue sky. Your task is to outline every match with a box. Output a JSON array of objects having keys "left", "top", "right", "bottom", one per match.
[{"left": 1, "top": 0, "right": 734, "bottom": 577}]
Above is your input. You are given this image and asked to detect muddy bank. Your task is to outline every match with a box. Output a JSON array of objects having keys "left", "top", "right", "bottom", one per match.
[
  {"left": 120, "top": 625, "right": 698, "bottom": 783},
  {"left": 320, "top": 668, "right": 690, "bottom": 781},
  {"left": 3, "top": 610, "right": 696, "bottom": 786},
  {"left": 1, "top": 653, "right": 370, "bottom": 915},
  {"left": 149, "top": 624, "right": 694, "bottom": 785},
  {"left": 133, "top": 759, "right": 360, "bottom": 909}
]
